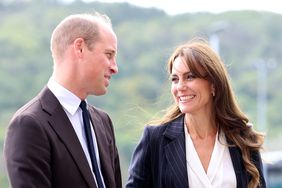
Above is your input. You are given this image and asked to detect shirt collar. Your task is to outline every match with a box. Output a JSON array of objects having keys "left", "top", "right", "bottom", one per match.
[{"left": 47, "top": 77, "right": 81, "bottom": 115}]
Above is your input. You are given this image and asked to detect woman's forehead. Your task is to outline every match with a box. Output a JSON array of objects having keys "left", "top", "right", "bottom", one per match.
[
  {"left": 172, "top": 55, "right": 207, "bottom": 76},
  {"left": 171, "top": 57, "right": 190, "bottom": 73}
]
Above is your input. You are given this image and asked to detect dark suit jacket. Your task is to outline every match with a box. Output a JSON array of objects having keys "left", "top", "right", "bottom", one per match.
[
  {"left": 4, "top": 87, "right": 122, "bottom": 188},
  {"left": 126, "top": 114, "right": 266, "bottom": 188}
]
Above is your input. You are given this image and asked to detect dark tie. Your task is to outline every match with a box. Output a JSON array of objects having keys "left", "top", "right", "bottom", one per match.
[{"left": 80, "top": 100, "right": 104, "bottom": 188}]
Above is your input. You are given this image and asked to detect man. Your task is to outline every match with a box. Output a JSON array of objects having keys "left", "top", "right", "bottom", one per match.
[{"left": 4, "top": 12, "right": 122, "bottom": 188}]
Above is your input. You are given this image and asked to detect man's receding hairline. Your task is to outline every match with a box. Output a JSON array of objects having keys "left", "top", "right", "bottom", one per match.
[
  {"left": 66, "top": 13, "right": 112, "bottom": 26},
  {"left": 50, "top": 13, "right": 113, "bottom": 60}
]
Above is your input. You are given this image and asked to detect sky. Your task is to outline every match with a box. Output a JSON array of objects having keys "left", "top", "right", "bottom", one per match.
[{"left": 76, "top": 0, "right": 282, "bottom": 15}]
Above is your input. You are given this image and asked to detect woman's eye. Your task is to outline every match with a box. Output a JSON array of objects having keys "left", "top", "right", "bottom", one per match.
[
  {"left": 171, "top": 77, "right": 178, "bottom": 82},
  {"left": 170, "top": 73, "right": 197, "bottom": 83},
  {"left": 187, "top": 73, "right": 196, "bottom": 80}
]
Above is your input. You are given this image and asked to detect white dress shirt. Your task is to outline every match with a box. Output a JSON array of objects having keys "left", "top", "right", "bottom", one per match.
[
  {"left": 185, "top": 125, "right": 236, "bottom": 188},
  {"left": 47, "top": 77, "right": 105, "bottom": 187}
]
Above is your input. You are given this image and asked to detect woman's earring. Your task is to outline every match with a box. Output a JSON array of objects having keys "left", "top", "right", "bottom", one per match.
[{"left": 211, "top": 84, "right": 215, "bottom": 97}]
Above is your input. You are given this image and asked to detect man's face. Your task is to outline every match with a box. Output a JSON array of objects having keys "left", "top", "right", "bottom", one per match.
[{"left": 81, "top": 26, "right": 118, "bottom": 96}]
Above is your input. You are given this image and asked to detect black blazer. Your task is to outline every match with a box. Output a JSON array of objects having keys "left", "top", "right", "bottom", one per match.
[
  {"left": 126, "top": 114, "right": 266, "bottom": 188},
  {"left": 4, "top": 87, "right": 122, "bottom": 188}
]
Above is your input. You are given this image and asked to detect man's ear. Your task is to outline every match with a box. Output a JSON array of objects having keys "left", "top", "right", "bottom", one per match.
[{"left": 73, "top": 38, "right": 84, "bottom": 58}]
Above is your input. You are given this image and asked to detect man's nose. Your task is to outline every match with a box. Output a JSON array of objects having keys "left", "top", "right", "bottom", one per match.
[{"left": 110, "top": 60, "right": 118, "bottom": 74}]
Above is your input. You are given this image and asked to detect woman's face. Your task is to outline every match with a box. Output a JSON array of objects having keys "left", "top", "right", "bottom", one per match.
[{"left": 170, "top": 56, "right": 214, "bottom": 115}]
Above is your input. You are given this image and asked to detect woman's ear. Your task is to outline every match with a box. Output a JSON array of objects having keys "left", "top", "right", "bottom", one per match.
[{"left": 211, "top": 84, "right": 215, "bottom": 97}]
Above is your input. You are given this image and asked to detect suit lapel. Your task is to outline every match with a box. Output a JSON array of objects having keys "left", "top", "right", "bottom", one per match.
[
  {"left": 228, "top": 143, "right": 248, "bottom": 188},
  {"left": 88, "top": 106, "right": 115, "bottom": 188},
  {"left": 163, "top": 115, "right": 189, "bottom": 188},
  {"left": 39, "top": 87, "right": 97, "bottom": 188}
]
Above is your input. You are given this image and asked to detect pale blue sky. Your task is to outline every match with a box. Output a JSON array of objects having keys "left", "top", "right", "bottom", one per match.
[{"left": 63, "top": 0, "right": 282, "bottom": 15}]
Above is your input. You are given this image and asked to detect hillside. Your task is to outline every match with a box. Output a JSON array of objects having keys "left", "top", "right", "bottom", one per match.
[{"left": 0, "top": 0, "right": 282, "bottom": 186}]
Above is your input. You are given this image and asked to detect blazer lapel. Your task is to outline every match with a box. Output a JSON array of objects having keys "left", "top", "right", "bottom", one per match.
[
  {"left": 39, "top": 87, "right": 97, "bottom": 188},
  {"left": 228, "top": 144, "right": 248, "bottom": 188},
  {"left": 88, "top": 106, "right": 115, "bottom": 188},
  {"left": 163, "top": 115, "right": 189, "bottom": 188}
]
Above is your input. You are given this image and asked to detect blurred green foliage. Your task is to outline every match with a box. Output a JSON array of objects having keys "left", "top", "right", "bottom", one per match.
[{"left": 1, "top": 0, "right": 282, "bottom": 187}]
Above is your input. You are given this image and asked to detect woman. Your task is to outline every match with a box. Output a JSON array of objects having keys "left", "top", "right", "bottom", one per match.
[{"left": 126, "top": 39, "right": 266, "bottom": 188}]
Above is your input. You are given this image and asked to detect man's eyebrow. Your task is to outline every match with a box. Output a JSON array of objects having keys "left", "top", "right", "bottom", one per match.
[
  {"left": 105, "top": 49, "right": 116, "bottom": 53},
  {"left": 105, "top": 49, "right": 117, "bottom": 55}
]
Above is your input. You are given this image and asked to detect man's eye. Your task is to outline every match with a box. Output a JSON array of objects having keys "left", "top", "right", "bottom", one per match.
[{"left": 106, "top": 53, "right": 112, "bottom": 58}]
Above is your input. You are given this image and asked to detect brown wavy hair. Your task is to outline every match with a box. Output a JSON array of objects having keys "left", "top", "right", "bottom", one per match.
[{"left": 154, "top": 38, "right": 264, "bottom": 188}]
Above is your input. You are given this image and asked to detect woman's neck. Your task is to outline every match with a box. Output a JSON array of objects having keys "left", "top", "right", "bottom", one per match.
[{"left": 185, "top": 113, "right": 217, "bottom": 139}]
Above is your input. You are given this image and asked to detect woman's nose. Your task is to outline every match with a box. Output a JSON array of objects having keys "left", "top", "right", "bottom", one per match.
[{"left": 177, "top": 80, "right": 187, "bottom": 90}]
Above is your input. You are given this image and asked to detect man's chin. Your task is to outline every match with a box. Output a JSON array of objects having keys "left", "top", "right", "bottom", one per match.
[{"left": 93, "top": 88, "right": 107, "bottom": 96}]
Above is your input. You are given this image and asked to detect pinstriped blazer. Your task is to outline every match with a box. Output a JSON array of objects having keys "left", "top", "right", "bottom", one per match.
[{"left": 126, "top": 114, "right": 266, "bottom": 188}]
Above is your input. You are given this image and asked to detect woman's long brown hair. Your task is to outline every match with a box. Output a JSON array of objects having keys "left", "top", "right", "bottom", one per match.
[{"left": 153, "top": 38, "right": 264, "bottom": 188}]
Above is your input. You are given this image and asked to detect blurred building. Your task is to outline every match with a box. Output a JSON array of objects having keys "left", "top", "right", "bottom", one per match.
[{"left": 263, "top": 151, "right": 282, "bottom": 187}]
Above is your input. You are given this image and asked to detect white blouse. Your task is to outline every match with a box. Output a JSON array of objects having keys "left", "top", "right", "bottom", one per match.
[{"left": 185, "top": 126, "right": 236, "bottom": 188}]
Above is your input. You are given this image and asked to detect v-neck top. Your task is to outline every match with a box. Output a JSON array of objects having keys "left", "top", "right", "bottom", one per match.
[{"left": 185, "top": 125, "right": 236, "bottom": 188}]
